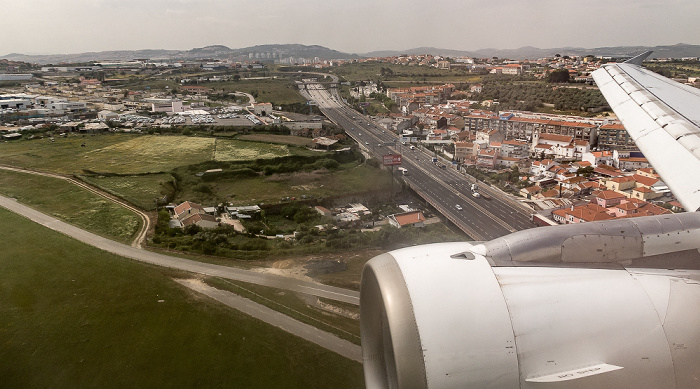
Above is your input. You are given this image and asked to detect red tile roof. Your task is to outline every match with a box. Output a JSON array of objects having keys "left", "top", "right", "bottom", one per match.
[{"left": 393, "top": 211, "right": 426, "bottom": 226}]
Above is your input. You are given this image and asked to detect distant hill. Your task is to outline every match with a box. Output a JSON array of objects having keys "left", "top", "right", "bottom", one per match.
[
  {"left": 0, "top": 44, "right": 360, "bottom": 65},
  {"left": 362, "top": 43, "right": 700, "bottom": 60},
  {"left": 3, "top": 43, "right": 700, "bottom": 64}
]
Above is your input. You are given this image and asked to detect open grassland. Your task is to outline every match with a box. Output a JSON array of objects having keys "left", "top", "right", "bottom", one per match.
[
  {"left": 182, "top": 162, "right": 392, "bottom": 205},
  {"left": 214, "top": 138, "right": 290, "bottom": 161},
  {"left": 0, "top": 133, "right": 133, "bottom": 173},
  {"left": 79, "top": 173, "right": 175, "bottom": 210},
  {"left": 203, "top": 78, "right": 307, "bottom": 105},
  {"left": 237, "top": 134, "right": 314, "bottom": 147},
  {"left": 0, "top": 208, "right": 364, "bottom": 388},
  {"left": 1, "top": 134, "right": 311, "bottom": 176},
  {"left": 83, "top": 135, "right": 215, "bottom": 173},
  {"left": 0, "top": 134, "right": 213, "bottom": 174},
  {"left": 0, "top": 169, "right": 140, "bottom": 243},
  {"left": 333, "top": 62, "right": 482, "bottom": 83}
]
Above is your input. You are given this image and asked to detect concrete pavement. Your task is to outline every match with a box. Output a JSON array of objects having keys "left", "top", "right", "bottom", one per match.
[{"left": 176, "top": 279, "right": 362, "bottom": 362}]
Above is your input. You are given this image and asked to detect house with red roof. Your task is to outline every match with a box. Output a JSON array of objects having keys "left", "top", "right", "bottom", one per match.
[
  {"left": 553, "top": 203, "right": 613, "bottom": 224},
  {"left": 595, "top": 191, "right": 627, "bottom": 208},
  {"left": 605, "top": 176, "right": 636, "bottom": 192},
  {"left": 388, "top": 211, "right": 427, "bottom": 228},
  {"left": 181, "top": 213, "right": 219, "bottom": 229},
  {"left": 174, "top": 201, "right": 206, "bottom": 221},
  {"left": 477, "top": 149, "right": 498, "bottom": 169},
  {"left": 582, "top": 150, "right": 613, "bottom": 166}
]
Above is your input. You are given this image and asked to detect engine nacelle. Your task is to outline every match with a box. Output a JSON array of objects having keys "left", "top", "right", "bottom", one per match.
[{"left": 360, "top": 241, "right": 700, "bottom": 388}]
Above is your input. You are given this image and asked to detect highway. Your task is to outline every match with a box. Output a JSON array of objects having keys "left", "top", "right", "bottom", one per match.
[{"left": 301, "top": 84, "right": 535, "bottom": 241}]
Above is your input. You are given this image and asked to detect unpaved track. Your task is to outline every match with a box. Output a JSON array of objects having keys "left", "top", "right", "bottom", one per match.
[{"left": 0, "top": 164, "right": 150, "bottom": 247}]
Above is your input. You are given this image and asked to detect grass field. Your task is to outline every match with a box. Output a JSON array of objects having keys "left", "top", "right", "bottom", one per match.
[
  {"left": 214, "top": 138, "right": 291, "bottom": 161},
  {"left": 237, "top": 134, "right": 314, "bottom": 147},
  {"left": 83, "top": 135, "right": 216, "bottom": 173},
  {"left": 200, "top": 78, "right": 307, "bottom": 105},
  {"left": 180, "top": 162, "right": 393, "bottom": 205},
  {"left": 0, "top": 133, "right": 135, "bottom": 174},
  {"left": 0, "top": 169, "right": 140, "bottom": 243},
  {"left": 79, "top": 173, "right": 175, "bottom": 211},
  {"left": 332, "top": 62, "right": 483, "bottom": 83},
  {"left": 205, "top": 277, "right": 361, "bottom": 344},
  {"left": 1, "top": 134, "right": 318, "bottom": 176},
  {"left": 0, "top": 207, "right": 364, "bottom": 388}
]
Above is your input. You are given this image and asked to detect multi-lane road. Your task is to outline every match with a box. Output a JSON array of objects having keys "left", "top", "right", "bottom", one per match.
[{"left": 301, "top": 83, "right": 534, "bottom": 241}]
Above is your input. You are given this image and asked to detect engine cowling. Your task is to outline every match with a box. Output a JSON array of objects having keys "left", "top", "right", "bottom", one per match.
[{"left": 360, "top": 241, "right": 700, "bottom": 388}]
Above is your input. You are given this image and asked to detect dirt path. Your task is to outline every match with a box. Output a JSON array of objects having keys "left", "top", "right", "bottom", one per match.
[{"left": 0, "top": 164, "right": 151, "bottom": 248}]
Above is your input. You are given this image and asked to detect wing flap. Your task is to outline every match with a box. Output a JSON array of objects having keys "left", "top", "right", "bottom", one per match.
[{"left": 593, "top": 62, "right": 700, "bottom": 211}]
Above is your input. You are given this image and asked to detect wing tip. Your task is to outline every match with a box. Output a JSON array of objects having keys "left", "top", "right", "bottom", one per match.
[{"left": 625, "top": 51, "right": 653, "bottom": 66}]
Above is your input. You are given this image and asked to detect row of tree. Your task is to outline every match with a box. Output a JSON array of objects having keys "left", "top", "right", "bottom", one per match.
[{"left": 472, "top": 80, "right": 609, "bottom": 112}]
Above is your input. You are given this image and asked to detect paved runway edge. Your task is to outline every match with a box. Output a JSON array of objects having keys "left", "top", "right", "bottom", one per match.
[{"left": 176, "top": 279, "right": 363, "bottom": 362}]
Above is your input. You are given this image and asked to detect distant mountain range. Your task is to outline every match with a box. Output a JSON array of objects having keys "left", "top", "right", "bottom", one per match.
[
  {"left": 2, "top": 43, "right": 700, "bottom": 64},
  {"left": 0, "top": 44, "right": 361, "bottom": 65},
  {"left": 363, "top": 43, "right": 700, "bottom": 60}
]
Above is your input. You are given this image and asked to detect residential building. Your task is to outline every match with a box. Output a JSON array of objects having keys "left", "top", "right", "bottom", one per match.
[
  {"left": 174, "top": 201, "right": 206, "bottom": 221},
  {"left": 598, "top": 123, "right": 635, "bottom": 149},
  {"left": 552, "top": 203, "right": 613, "bottom": 224},
  {"left": 500, "top": 139, "right": 529, "bottom": 159},
  {"left": 181, "top": 213, "right": 219, "bottom": 229},
  {"left": 454, "top": 141, "right": 478, "bottom": 162},
  {"left": 582, "top": 150, "right": 613, "bottom": 166},
  {"left": 605, "top": 176, "right": 636, "bottom": 192},
  {"left": 595, "top": 190, "right": 627, "bottom": 208},
  {"left": 388, "top": 211, "right": 427, "bottom": 228}
]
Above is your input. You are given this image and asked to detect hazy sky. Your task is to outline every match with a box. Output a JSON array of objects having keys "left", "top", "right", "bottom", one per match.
[{"left": 2, "top": 0, "right": 699, "bottom": 55}]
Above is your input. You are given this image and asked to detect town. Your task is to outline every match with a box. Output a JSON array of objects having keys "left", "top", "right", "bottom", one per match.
[
  {"left": 2, "top": 40, "right": 700, "bottom": 389},
  {"left": 2, "top": 50, "right": 695, "bottom": 234}
]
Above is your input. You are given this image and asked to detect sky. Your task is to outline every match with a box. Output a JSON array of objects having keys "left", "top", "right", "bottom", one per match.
[{"left": 2, "top": 0, "right": 700, "bottom": 56}]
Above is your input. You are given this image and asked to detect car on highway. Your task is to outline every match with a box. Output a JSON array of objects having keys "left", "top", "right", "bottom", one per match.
[
  {"left": 455, "top": 204, "right": 463, "bottom": 211},
  {"left": 472, "top": 192, "right": 481, "bottom": 198}
]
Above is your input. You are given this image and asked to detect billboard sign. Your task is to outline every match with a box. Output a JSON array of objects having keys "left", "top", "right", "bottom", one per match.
[{"left": 383, "top": 154, "right": 402, "bottom": 166}]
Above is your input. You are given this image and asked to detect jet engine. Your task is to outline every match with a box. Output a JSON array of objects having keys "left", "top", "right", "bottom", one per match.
[{"left": 360, "top": 213, "right": 700, "bottom": 388}]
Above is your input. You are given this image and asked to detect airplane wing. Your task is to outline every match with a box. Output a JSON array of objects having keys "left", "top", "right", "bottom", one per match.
[
  {"left": 360, "top": 52, "right": 700, "bottom": 389},
  {"left": 592, "top": 52, "right": 700, "bottom": 211}
]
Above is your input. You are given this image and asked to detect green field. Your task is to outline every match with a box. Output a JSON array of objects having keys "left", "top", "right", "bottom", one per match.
[
  {"left": 0, "top": 207, "right": 364, "bottom": 388},
  {"left": 332, "top": 62, "right": 483, "bottom": 83},
  {"left": 79, "top": 173, "right": 175, "bottom": 210},
  {"left": 214, "top": 138, "right": 291, "bottom": 161},
  {"left": 0, "top": 134, "right": 313, "bottom": 176},
  {"left": 177, "top": 162, "right": 393, "bottom": 205},
  {"left": 0, "top": 169, "right": 140, "bottom": 243},
  {"left": 237, "top": 134, "right": 313, "bottom": 147},
  {"left": 205, "top": 278, "right": 361, "bottom": 344},
  {"left": 201, "top": 78, "right": 307, "bottom": 105}
]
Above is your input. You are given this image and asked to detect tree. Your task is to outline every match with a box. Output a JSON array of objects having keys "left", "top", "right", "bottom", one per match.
[{"left": 548, "top": 69, "right": 570, "bottom": 83}]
